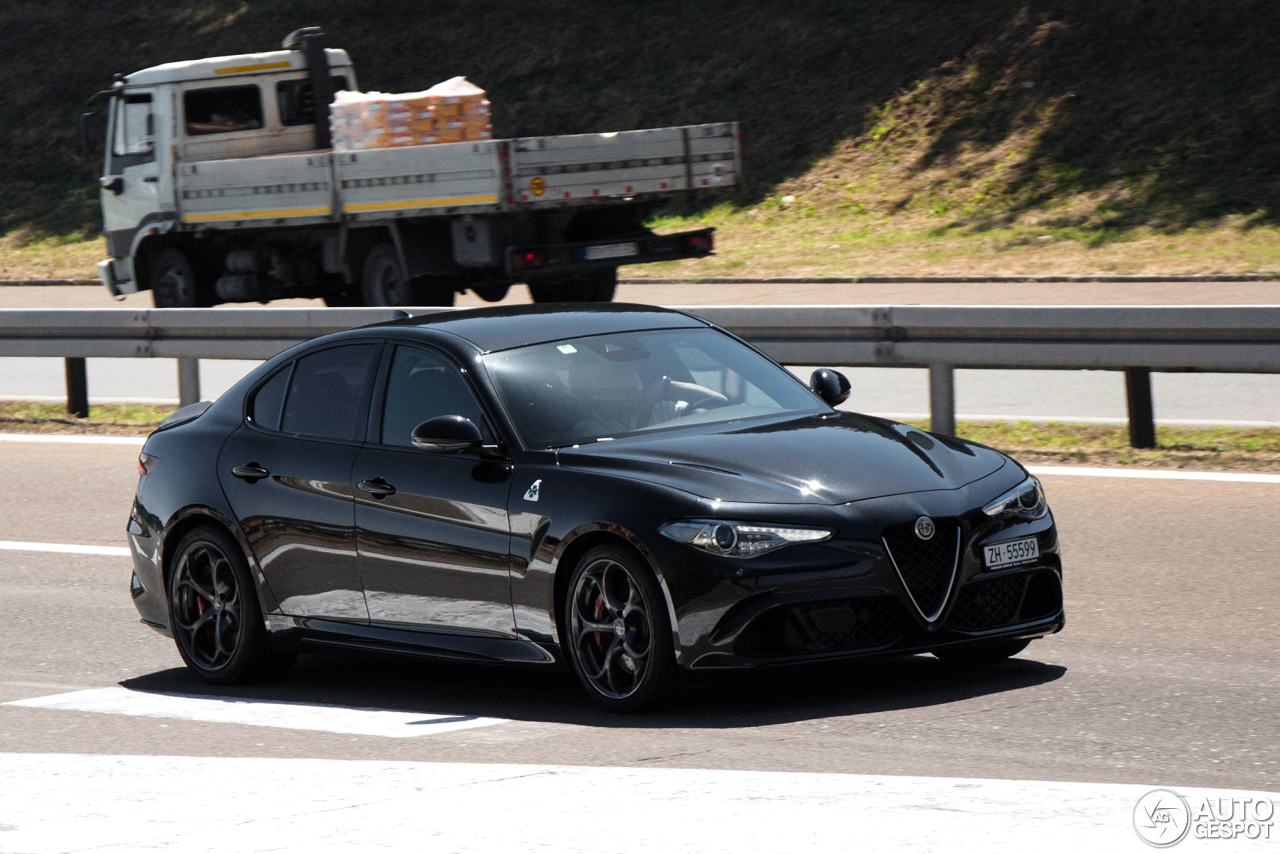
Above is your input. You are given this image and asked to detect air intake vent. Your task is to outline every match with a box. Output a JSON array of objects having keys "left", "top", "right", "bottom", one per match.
[{"left": 882, "top": 519, "right": 961, "bottom": 622}]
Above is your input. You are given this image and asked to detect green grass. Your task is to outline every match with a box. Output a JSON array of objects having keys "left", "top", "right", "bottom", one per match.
[
  {"left": 1, "top": 400, "right": 1277, "bottom": 471},
  {"left": 908, "top": 420, "right": 1280, "bottom": 472},
  {"left": 0, "top": 401, "right": 175, "bottom": 435},
  {"left": 3, "top": 2, "right": 1279, "bottom": 278}
]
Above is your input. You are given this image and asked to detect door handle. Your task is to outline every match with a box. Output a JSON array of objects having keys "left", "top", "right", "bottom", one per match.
[
  {"left": 231, "top": 463, "right": 270, "bottom": 483},
  {"left": 357, "top": 478, "right": 396, "bottom": 499}
]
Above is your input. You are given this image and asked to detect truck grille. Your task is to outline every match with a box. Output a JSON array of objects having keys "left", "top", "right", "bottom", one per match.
[{"left": 881, "top": 519, "right": 961, "bottom": 622}]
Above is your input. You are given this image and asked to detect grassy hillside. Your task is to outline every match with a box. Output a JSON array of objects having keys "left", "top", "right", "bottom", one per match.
[{"left": 3, "top": 1, "right": 1278, "bottom": 276}]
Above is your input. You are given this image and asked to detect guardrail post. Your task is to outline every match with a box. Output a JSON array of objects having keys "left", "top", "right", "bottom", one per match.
[
  {"left": 177, "top": 358, "right": 201, "bottom": 407},
  {"left": 929, "top": 363, "right": 956, "bottom": 436},
  {"left": 64, "top": 358, "right": 89, "bottom": 418},
  {"left": 1125, "top": 367, "right": 1156, "bottom": 449}
]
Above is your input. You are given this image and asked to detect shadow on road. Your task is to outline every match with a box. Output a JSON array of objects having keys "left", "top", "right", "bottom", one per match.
[{"left": 120, "top": 651, "right": 1066, "bottom": 729}]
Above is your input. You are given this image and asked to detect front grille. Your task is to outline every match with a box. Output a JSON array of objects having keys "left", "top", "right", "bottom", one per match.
[
  {"left": 945, "top": 569, "right": 1063, "bottom": 631},
  {"left": 735, "top": 596, "right": 909, "bottom": 656},
  {"left": 946, "top": 573, "right": 1028, "bottom": 630},
  {"left": 882, "top": 519, "right": 960, "bottom": 621},
  {"left": 796, "top": 597, "right": 909, "bottom": 651}
]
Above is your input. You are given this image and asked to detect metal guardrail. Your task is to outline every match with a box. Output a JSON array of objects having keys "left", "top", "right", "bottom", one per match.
[{"left": 3, "top": 305, "right": 1279, "bottom": 447}]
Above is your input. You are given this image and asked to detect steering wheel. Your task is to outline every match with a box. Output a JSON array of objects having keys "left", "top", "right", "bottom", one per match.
[{"left": 685, "top": 395, "right": 732, "bottom": 413}]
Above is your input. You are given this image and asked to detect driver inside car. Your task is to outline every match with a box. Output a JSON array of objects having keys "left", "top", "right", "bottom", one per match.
[{"left": 570, "top": 361, "right": 727, "bottom": 438}]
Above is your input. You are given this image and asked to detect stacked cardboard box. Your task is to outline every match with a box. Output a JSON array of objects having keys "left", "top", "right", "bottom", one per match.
[{"left": 330, "top": 77, "right": 492, "bottom": 151}]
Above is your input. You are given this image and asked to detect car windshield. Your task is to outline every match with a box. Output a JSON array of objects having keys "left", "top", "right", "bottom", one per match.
[{"left": 483, "top": 327, "right": 827, "bottom": 448}]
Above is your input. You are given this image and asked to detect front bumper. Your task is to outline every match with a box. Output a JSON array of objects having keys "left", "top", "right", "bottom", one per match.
[{"left": 666, "top": 502, "right": 1064, "bottom": 670}]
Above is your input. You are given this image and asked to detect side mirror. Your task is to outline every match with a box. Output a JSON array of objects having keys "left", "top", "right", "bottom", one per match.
[
  {"left": 810, "top": 369, "right": 851, "bottom": 406},
  {"left": 81, "top": 112, "right": 104, "bottom": 156},
  {"left": 410, "top": 415, "right": 483, "bottom": 454}
]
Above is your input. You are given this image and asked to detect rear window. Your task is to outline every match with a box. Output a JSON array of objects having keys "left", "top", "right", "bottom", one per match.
[
  {"left": 277, "top": 75, "right": 351, "bottom": 126},
  {"left": 184, "top": 85, "right": 263, "bottom": 135},
  {"left": 280, "top": 345, "right": 376, "bottom": 440}
]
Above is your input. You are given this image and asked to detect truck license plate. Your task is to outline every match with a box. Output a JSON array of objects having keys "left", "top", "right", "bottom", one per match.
[
  {"left": 983, "top": 536, "right": 1039, "bottom": 569},
  {"left": 583, "top": 242, "right": 638, "bottom": 261}
]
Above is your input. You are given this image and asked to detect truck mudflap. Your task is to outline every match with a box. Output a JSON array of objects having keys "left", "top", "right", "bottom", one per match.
[{"left": 508, "top": 228, "right": 714, "bottom": 278}]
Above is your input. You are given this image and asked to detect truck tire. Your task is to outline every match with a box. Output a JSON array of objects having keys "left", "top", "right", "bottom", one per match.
[
  {"left": 408, "top": 276, "right": 456, "bottom": 307},
  {"left": 151, "top": 247, "right": 212, "bottom": 308},
  {"left": 360, "top": 244, "right": 412, "bottom": 306},
  {"left": 527, "top": 267, "right": 617, "bottom": 303}
]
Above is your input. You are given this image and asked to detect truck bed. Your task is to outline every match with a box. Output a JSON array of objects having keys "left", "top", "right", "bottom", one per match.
[{"left": 174, "top": 123, "right": 740, "bottom": 229}]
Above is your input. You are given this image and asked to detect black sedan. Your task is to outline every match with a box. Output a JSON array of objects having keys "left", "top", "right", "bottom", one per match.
[{"left": 127, "top": 304, "right": 1063, "bottom": 711}]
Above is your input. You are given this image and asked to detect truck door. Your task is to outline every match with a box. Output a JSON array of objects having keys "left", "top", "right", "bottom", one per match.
[{"left": 101, "top": 90, "right": 161, "bottom": 262}]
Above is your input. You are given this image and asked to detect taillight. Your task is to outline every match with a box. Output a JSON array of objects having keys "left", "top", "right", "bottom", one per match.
[
  {"left": 138, "top": 451, "right": 157, "bottom": 476},
  {"left": 512, "top": 249, "right": 548, "bottom": 270},
  {"left": 686, "top": 233, "right": 714, "bottom": 253}
]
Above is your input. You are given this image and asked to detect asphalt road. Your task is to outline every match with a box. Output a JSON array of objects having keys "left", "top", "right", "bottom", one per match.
[{"left": 1, "top": 439, "right": 1277, "bottom": 795}]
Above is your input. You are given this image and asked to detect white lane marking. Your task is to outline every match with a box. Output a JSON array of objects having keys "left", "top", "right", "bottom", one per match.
[
  {"left": 1028, "top": 465, "right": 1280, "bottom": 484},
  {"left": 0, "top": 432, "right": 145, "bottom": 445},
  {"left": 0, "top": 755, "right": 1274, "bottom": 853},
  {"left": 3, "top": 688, "right": 506, "bottom": 739},
  {"left": 0, "top": 541, "right": 131, "bottom": 557}
]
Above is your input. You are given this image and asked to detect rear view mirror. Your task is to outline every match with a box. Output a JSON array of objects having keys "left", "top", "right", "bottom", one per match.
[
  {"left": 410, "top": 415, "right": 483, "bottom": 454},
  {"left": 810, "top": 369, "right": 851, "bottom": 406},
  {"left": 81, "top": 112, "right": 104, "bottom": 156}
]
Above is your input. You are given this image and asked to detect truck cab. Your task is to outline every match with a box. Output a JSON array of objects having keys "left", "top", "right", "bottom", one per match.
[{"left": 88, "top": 29, "right": 736, "bottom": 307}]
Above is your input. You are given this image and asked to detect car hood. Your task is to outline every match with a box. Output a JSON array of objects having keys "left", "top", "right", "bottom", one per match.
[{"left": 554, "top": 411, "right": 1010, "bottom": 505}]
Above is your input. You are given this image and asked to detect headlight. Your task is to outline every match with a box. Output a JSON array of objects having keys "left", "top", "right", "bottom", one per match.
[
  {"left": 658, "top": 519, "right": 833, "bottom": 558},
  {"left": 982, "top": 476, "right": 1048, "bottom": 520}
]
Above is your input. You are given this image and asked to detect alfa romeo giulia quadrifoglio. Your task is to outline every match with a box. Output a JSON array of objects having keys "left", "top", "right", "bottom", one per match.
[{"left": 125, "top": 304, "right": 1064, "bottom": 711}]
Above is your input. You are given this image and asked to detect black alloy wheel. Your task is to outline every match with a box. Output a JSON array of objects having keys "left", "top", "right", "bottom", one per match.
[
  {"left": 932, "top": 638, "right": 1031, "bottom": 666},
  {"left": 565, "top": 544, "right": 678, "bottom": 712},
  {"left": 167, "top": 525, "right": 288, "bottom": 684}
]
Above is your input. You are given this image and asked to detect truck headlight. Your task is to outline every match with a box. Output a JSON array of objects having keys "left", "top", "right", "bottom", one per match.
[
  {"left": 658, "top": 520, "right": 833, "bottom": 558},
  {"left": 982, "top": 476, "right": 1048, "bottom": 520}
]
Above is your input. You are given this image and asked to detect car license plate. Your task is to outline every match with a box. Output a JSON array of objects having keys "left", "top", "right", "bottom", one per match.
[
  {"left": 583, "top": 242, "right": 638, "bottom": 261},
  {"left": 983, "top": 536, "right": 1039, "bottom": 569}
]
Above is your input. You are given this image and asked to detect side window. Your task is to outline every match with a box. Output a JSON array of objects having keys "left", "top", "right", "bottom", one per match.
[
  {"left": 184, "top": 85, "right": 264, "bottom": 136},
  {"left": 277, "top": 75, "right": 351, "bottom": 126},
  {"left": 281, "top": 344, "right": 376, "bottom": 440},
  {"left": 249, "top": 365, "right": 291, "bottom": 431},
  {"left": 111, "top": 93, "right": 155, "bottom": 168},
  {"left": 380, "top": 346, "right": 489, "bottom": 447}
]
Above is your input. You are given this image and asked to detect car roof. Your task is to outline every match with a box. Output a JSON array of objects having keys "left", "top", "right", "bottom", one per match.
[{"left": 376, "top": 303, "right": 709, "bottom": 352}]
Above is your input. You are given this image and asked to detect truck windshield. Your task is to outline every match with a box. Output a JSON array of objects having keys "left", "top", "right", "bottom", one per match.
[{"left": 483, "top": 328, "right": 825, "bottom": 449}]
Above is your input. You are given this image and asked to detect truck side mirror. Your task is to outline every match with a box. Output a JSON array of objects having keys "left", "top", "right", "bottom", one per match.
[{"left": 81, "top": 112, "right": 103, "bottom": 156}]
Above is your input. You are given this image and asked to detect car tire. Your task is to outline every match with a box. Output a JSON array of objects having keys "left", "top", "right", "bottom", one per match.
[
  {"left": 528, "top": 267, "right": 617, "bottom": 303},
  {"left": 932, "top": 638, "right": 1031, "bottom": 666},
  {"left": 151, "top": 247, "right": 212, "bottom": 307},
  {"left": 167, "top": 524, "right": 281, "bottom": 685},
  {"left": 564, "top": 543, "right": 680, "bottom": 713}
]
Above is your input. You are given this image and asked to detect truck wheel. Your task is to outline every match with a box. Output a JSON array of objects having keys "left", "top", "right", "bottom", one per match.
[
  {"left": 471, "top": 282, "right": 510, "bottom": 303},
  {"left": 360, "top": 244, "right": 413, "bottom": 306},
  {"left": 151, "top": 247, "right": 211, "bottom": 308},
  {"left": 528, "top": 268, "right": 617, "bottom": 303}
]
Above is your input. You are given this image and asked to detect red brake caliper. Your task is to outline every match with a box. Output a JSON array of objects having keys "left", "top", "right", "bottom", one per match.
[{"left": 593, "top": 593, "right": 608, "bottom": 650}]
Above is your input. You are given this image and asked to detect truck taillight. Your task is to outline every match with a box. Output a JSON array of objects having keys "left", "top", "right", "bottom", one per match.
[
  {"left": 686, "top": 233, "right": 714, "bottom": 253},
  {"left": 512, "top": 250, "right": 548, "bottom": 270}
]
